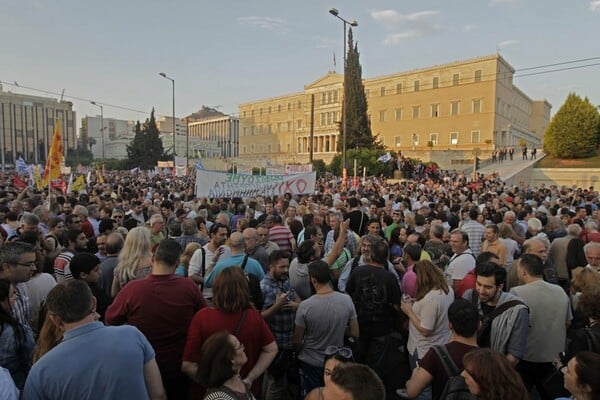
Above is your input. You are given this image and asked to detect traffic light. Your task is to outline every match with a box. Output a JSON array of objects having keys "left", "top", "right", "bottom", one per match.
[{"left": 475, "top": 157, "right": 481, "bottom": 170}]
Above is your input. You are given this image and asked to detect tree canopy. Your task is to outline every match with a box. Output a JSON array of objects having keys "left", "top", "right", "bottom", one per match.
[
  {"left": 126, "top": 109, "right": 166, "bottom": 169},
  {"left": 544, "top": 93, "right": 600, "bottom": 158}
]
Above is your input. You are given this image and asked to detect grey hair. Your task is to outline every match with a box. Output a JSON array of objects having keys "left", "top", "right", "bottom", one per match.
[{"left": 0, "top": 241, "right": 35, "bottom": 266}]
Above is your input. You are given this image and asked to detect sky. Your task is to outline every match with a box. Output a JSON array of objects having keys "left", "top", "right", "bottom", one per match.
[{"left": 1, "top": 0, "right": 599, "bottom": 126}]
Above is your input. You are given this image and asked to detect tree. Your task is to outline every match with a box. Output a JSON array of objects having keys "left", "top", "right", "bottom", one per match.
[
  {"left": 340, "top": 29, "right": 381, "bottom": 152},
  {"left": 126, "top": 109, "right": 166, "bottom": 169},
  {"left": 544, "top": 93, "right": 600, "bottom": 158},
  {"left": 329, "top": 148, "right": 396, "bottom": 177}
]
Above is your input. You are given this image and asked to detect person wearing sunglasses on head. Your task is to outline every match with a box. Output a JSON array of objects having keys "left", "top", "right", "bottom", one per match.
[{"left": 305, "top": 346, "right": 353, "bottom": 400}]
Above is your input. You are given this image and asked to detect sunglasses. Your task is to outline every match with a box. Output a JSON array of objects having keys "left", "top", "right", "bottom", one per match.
[{"left": 324, "top": 345, "right": 353, "bottom": 360}]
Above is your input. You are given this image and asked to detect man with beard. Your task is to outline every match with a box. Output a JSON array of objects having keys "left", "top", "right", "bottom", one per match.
[
  {"left": 463, "top": 262, "right": 529, "bottom": 366},
  {"left": 188, "top": 223, "right": 231, "bottom": 303},
  {"left": 260, "top": 250, "right": 300, "bottom": 400},
  {"left": 54, "top": 229, "right": 89, "bottom": 283}
]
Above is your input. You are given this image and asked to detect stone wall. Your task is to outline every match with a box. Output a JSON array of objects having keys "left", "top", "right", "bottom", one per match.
[{"left": 505, "top": 167, "right": 600, "bottom": 188}]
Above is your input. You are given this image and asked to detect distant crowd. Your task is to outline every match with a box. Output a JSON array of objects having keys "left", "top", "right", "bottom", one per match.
[{"left": 1, "top": 166, "right": 600, "bottom": 400}]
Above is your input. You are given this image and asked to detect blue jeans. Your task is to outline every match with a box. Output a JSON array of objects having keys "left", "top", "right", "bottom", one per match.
[
  {"left": 299, "top": 361, "right": 323, "bottom": 398},
  {"left": 409, "top": 349, "right": 432, "bottom": 400}
]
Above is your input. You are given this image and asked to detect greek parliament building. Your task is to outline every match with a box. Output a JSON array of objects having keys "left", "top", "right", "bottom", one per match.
[
  {"left": 238, "top": 54, "right": 551, "bottom": 169},
  {"left": 0, "top": 84, "right": 77, "bottom": 168}
]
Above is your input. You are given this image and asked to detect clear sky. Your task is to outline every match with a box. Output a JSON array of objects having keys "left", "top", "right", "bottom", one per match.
[{"left": 1, "top": 0, "right": 599, "bottom": 126}]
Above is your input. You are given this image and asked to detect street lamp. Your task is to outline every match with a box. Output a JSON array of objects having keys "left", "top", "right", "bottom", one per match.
[
  {"left": 159, "top": 72, "right": 176, "bottom": 164},
  {"left": 90, "top": 101, "right": 105, "bottom": 161},
  {"left": 329, "top": 8, "right": 357, "bottom": 184}
]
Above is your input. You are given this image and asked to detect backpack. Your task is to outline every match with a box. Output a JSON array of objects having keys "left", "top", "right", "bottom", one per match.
[
  {"left": 584, "top": 327, "right": 600, "bottom": 353},
  {"left": 241, "top": 255, "right": 264, "bottom": 310},
  {"left": 470, "top": 291, "right": 526, "bottom": 348},
  {"left": 432, "top": 345, "right": 475, "bottom": 400}
]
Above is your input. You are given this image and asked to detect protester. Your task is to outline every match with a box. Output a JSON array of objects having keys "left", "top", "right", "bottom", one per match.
[{"left": 111, "top": 226, "right": 153, "bottom": 298}]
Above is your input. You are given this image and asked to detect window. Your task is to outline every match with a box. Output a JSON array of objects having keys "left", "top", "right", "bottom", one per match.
[
  {"left": 243, "top": 127, "right": 247, "bottom": 136},
  {"left": 287, "top": 121, "right": 291, "bottom": 131},
  {"left": 268, "top": 144, "right": 272, "bottom": 152},
  {"left": 431, "top": 103, "right": 439, "bottom": 117},
  {"left": 396, "top": 83, "right": 402, "bottom": 94},
  {"left": 395, "top": 136, "right": 402, "bottom": 147},
  {"left": 379, "top": 110, "right": 386, "bottom": 122},
  {"left": 365, "top": 88, "right": 370, "bottom": 97},
  {"left": 297, "top": 120, "right": 302, "bottom": 129},
  {"left": 321, "top": 113, "right": 326, "bottom": 126},
  {"left": 297, "top": 101, "right": 302, "bottom": 109},
  {"left": 251, "top": 126, "right": 255, "bottom": 135},
  {"left": 326, "top": 112, "right": 332, "bottom": 125},
  {"left": 288, "top": 103, "right": 291, "bottom": 111},
  {"left": 433, "top": 77, "right": 439, "bottom": 89},
  {"left": 430, "top": 133, "right": 438, "bottom": 145},
  {"left": 380, "top": 86, "right": 386, "bottom": 96},
  {"left": 333, "top": 91, "right": 338, "bottom": 102},
  {"left": 473, "top": 99, "right": 482, "bottom": 113},
  {"left": 327, "top": 91, "right": 333, "bottom": 104},
  {"left": 453, "top": 73, "right": 460, "bottom": 86},
  {"left": 268, "top": 106, "right": 272, "bottom": 113},
  {"left": 251, "top": 110, "right": 254, "bottom": 117},
  {"left": 260, "top": 108, "right": 263, "bottom": 115},
  {"left": 450, "top": 101, "right": 460, "bottom": 116},
  {"left": 287, "top": 144, "right": 290, "bottom": 152},
  {"left": 414, "top": 80, "right": 420, "bottom": 92},
  {"left": 474, "top": 70, "right": 482, "bottom": 82},
  {"left": 412, "top": 106, "right": 420, "bottom": 119},
  {"left": 395, "top": 108, "right": 403, "bottom": 121},
  {"left": 412, "top": 133, "right": 420, "bottom": 146},
  {"left": 471, "top": 130, "right": 480, "bottom": 144},
  {"left": 277, "top": 104, "right": 281, "bottom": 112},
  {"left": 450, "top": 132, "right": 458, "bottom": 145},
  {"left": 277, "top": 122, "right": 282, "bottom": 132}
]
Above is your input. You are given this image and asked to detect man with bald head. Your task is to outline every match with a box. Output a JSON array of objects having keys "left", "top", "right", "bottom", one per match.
[
  {"left": 204, "top": 231, "right": 265, "bottom": 287},
  {"left": 243, "top": 227, "right": 269, "bottom": 273}
]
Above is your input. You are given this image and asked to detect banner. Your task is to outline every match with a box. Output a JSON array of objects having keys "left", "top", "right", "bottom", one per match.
[
  {"left": 196, "top": 170, "right": 316, "bottom": 198},
  {"left": 285, "top": 164, "right": 313, "bottom": 175},
  {"left": 42, "top": 120, "right": 63, "bottom": 187}
]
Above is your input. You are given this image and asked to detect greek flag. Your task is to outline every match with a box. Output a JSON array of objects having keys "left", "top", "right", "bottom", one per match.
[
  {"left": 377, "top": 152, "right": 392, "bottom": 163},
  {"left": 266, "top": 159, "right": 273, "bottom": 167},
  {"left": 16, "top": 156, "right": 27, "bottom": 173},
  {"left": 195, "top": 160, "right": 205, "bottom": 170}
]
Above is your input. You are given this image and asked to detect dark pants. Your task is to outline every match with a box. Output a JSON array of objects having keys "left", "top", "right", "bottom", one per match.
[
  {"left": 516, "top": 360, "right": 557, "bottom": 400},
  {"left": 163, "top": 370, "right": 190, "bottom": 400},
  {"left": 356, "top": 332, "right": 411, "bottom": 399},
  {"left": 299, "top": 360, "right": 323, "bottom": 398}
]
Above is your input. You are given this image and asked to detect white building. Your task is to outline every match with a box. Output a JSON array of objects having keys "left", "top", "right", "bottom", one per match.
[{"left": 80, "top": 116, "right": 136, "bottom": 160}]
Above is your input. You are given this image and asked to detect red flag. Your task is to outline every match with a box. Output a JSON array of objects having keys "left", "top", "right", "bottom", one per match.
[{"left": 13, "top": 176, "right": 27, "bottom": 189}]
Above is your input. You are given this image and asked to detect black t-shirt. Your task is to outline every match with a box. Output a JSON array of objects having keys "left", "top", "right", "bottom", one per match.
[
  {"left": 480, "top": 302, "right": 495, "bottom": 316},
  {"left": 346, "top": 264, "right": 401, "bottom": 337}
]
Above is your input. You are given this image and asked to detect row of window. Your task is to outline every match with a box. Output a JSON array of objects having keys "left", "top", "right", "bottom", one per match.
[
  {"left": 393, "top": 130, "right": 481, "bottom": 146},
  {"left": 242, "top": 120, "right": 304, "bottom": 136},
  {"left": 377, "top": 99, "right": 482, "bottom": 122},
  {"left": 241, "top": 100, "right": 303, "bottom": 118},
  {"left": 321, "top": 90, "right": 339, "bottom": 105},
  {"left": 241, "top": 143, "right": 291, "bottom": 154},
  {"left": 320, "top": 111, "right": 339, "bottom": 126},
  {"left": 367, "top": 70, "right": 482, "bottom": 97}
]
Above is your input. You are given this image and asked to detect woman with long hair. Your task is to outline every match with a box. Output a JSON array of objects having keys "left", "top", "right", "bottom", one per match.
[
  {"left": 461, "top": 348, "right": 529, "bottom": 400},
  {"left": 0, "top": 279, "right": 35, "bottom": 390},
  {"left": 401, "top": 260, "right": 453, "bottom": 370},
  {"left": 32, "top": 313, "right": 63, "bottom": 364},
  {"left": 44, "top": 217, "right": 65, "bottom": 261},
  {"left": 198, "top": 331, "right": 256, "bottom": 400},
  {"left": 111, "top": 226, "right": 153, "bottom": 298},
  {"left": 182, "top": 267, "right": 277, "bottom": 399},
  {"left": 177, "top": 242, "right": 202, "bottom": 277},
  {"left": 559, "top": 351, "right": 600, "bottom": 400}
]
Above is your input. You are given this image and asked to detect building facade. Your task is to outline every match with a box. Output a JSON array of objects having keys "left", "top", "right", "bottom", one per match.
[
  {"left": 187, "top": 115, "right": 239, "bottom": 158},
  {"left": 0, "top": 85, "right": 77, "bottom": 169},
  {"left": 81, "top": 116, "right": 137, "bottom": 160},
  {"left": 238, "top": 54, "right": 550, "bottom": 168}
]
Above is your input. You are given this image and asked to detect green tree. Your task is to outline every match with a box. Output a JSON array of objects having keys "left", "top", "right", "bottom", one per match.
[
  {"left": 329, "top": 149, "right": 396, "bottom": 177},
  {"left": 544, "top": 93, "right": 600, "bottom": 158},
  {"left": 340, "top": 29, "right": 381, "bottom": 152},
  {"left": 126, "top": 109, "right": 166, "bottom": 169}
]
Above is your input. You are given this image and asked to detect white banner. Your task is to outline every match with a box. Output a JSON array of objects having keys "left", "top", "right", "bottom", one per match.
[
  {"left": 196, "top": 170, "right": 316, "bottom": 198},
  {"left": 285, "top": 164, "right": 313, "bottom": 175},
  {"left": 266, "top": 166, "right": 286, "bottom": 176}
]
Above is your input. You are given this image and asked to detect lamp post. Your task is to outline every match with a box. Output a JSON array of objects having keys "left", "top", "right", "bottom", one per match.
[
  {"left": 90, "top": 101, "right": 105, "bottom": 161},
  {"left": 329, "top": 8, "right": 357, "bottom": 184},
  {"left": 159, "top": 72, "right": 176, "bottom": 165}
]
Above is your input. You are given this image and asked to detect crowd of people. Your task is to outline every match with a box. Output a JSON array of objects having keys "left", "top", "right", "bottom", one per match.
[{"left": 1, "top": 166, "right": 600, "bottom": 400}]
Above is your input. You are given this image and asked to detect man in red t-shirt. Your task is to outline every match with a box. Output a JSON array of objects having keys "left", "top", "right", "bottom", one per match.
[{"left": 403, "top": 299, "right": 479, "bottom": 400}]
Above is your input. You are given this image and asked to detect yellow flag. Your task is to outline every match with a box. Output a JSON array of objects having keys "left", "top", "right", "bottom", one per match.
[
  {"left": 72, "top": 175, "right": 86, "bottom": 193},
  {"left": 97, "top": 168, "right": 104, "bottom": 184},
  {"left": 42, "top": 120, "right": 64, "bottom": 187},
  {"left": 33, "top": 165, "right": 43, "bottom": 191}
]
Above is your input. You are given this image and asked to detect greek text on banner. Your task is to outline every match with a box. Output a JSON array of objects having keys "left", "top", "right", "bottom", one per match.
[{"left": 196, "top": 170, "right": 316, "bottom": 198}]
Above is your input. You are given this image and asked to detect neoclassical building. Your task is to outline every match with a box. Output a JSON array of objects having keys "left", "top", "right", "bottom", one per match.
[{"left": 238, "top": 54, "right": 550, "bottom": 168}]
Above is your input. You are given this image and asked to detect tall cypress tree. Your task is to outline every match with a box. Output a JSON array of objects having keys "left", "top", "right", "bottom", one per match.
[
  {"left": 126, "top": 109, "right": 165, "bottom": 169},
  {"left": 340, "top": 28, "right": 379, "bottom": 151}
]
